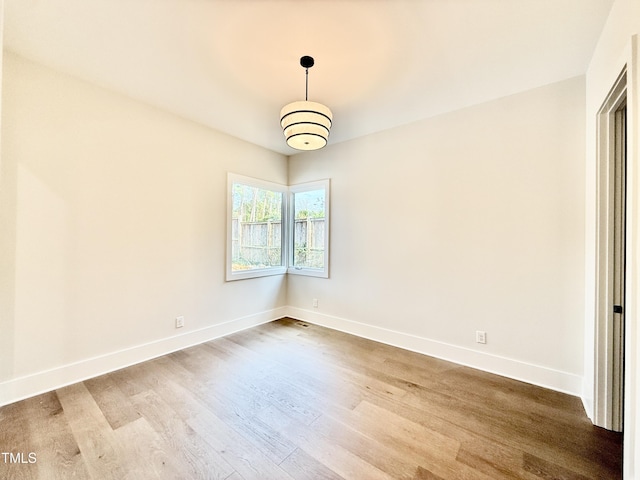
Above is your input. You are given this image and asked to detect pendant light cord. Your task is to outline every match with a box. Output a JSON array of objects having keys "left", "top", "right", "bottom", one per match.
[{"left": 305, "top": 68, "right": 309, "bottom": 101}]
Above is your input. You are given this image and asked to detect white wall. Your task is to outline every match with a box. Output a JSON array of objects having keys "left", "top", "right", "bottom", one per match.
[
  {"left": 0, "top": 0, "right": 7, "bottom": 389},
  {"left": 0, "top": 52, "right": 288, "bottom": 406},
  {"left": 584, "top": 0, "right": 640, "bottom": 477},
  {"left": 288, "top": 76, "right": 586, "bottom": 394}
]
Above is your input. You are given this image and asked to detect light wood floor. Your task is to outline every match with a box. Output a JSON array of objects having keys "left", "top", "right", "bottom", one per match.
[{"left": 0, "top": 318, "right": 622, "bottom": 479}]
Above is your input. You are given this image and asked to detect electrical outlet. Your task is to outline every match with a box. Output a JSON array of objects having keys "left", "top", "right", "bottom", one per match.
[
  {"left": 313, "top": 298, "right": 318, "bottom": 308},
  {"left": 176, "top": 316, "right": 185, "bottom": 328},
  {"left": 476, "top": 331, "right": 486, "bottom": 344}
]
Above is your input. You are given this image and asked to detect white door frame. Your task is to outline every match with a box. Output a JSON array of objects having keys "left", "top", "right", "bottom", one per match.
[{"left": 594, "top": 68, "right": 627, "bottom": 432}]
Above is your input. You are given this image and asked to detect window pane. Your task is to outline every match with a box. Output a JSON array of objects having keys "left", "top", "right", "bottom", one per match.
[
  {"left": 293, "top": 189, "right": 325, "bottom": 269},
  {"left": 231, "top": 183, "right": 283, "bottom": 272}
]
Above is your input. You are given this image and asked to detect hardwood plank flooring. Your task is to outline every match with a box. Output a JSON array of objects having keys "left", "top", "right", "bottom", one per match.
[{"left": 0, "top": 318, "right": 622, "bottom": 479}]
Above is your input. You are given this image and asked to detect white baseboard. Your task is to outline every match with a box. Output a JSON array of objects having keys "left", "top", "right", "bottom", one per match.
[
  {"left": 0, "top": 307, "right": 287, "bottom": 408},
  {"left": 0, "top": 305, "right": 584, "bottom": 407},
  {"left": 582, "top": 396, "right": 594, "bottom": 422},
  {"left": 286, "top": 307, "right": 584, "bottom": 396}
]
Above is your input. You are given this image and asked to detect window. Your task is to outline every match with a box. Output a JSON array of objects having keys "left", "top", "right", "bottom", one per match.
[
  {"left": 289, "top": 180, "right": 330, "bottom": 278},
  {"left": 226, "top": 174, "right": 286, "bottom": 281},
  {"left": 226, "top": 174, "right": 330, "bottom": 280}
]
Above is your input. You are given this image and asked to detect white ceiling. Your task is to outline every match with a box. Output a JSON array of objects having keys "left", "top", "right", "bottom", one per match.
[{"left": 4, "top": 0, "right": 614, "bottom": 155}]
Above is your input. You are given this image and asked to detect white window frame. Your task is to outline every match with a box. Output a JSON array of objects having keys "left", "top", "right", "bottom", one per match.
[
  {"left": 226, "top": 173, "right": 288, "bottom": 281},
  {"left": 226, "top": 174, "right": 330, "bottom": 281},
  {"left": 288, "top": 179, "right": 330, "bottom": 278}
]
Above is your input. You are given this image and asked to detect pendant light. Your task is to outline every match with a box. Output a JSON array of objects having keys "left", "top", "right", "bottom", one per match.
[{"left": 280, "top": 56, "right": 333, "bottom": 151}]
